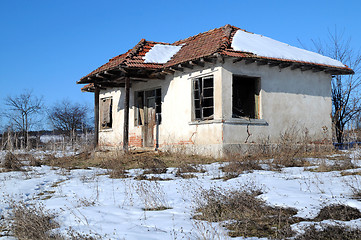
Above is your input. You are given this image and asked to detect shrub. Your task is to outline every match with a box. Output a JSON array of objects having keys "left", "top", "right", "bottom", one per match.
[
  {"left": 135, "top": 181, "right": 170, "bottom": 211},
  {"left": 222, "top": 154, "right": 263, "bottom": 175},
  {"left": 194, "top": 186, "right": 301, "bottom": 238},
  {"left": 9, "top": 201, "right": 62, "bottom": 240},
  {"left": 1, "top": 152, "right": 23, "bottom": 171}
]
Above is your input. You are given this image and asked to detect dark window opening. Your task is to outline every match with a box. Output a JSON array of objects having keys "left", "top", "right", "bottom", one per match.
[
  {"left": 155, "top": 88, "right": 162, "bottom": 124},
  {"left": 135, "top": 92, "right": 144, "bottom": 126},
  {"left": 232, "top": 76, "right": 260, "bottom": 119},
  {"left": 100, "top": 98, "right": 113, "bottom": 129},
  {"left": 135, "top": 88, "right": 162, "bottom": 126},
  {"left": 193, "top": 76, "right": 214, "bottom": 120}
]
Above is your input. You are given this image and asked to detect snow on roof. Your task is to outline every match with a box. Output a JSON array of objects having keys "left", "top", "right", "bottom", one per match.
[
  {"left": 231, "top": 30, "right": 345, "bottom": 68},
  {"left": 143, "top": 44, "right": 182, "bottom": 64}
]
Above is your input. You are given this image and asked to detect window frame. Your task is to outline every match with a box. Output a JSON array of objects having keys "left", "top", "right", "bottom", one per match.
[
  {"left": 100, "top": 97, "right": 113, "bottom": 130},
  {"left": 134, "top": 87, "right": 162, "bottom": 126},
  {"left": 192, "top": 75, "right": 214, "bottom": 121}
]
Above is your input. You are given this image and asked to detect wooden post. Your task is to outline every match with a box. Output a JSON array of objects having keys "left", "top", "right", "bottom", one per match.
[
  {"left": 123, "top": 77, "right": 130, "bottom": 152},
  {"left": 94, "top": 86, "right": 100, "bottom": 149}
]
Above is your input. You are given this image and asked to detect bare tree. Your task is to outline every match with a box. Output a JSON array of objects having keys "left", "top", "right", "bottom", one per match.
[
  {"left": 48, "top": 99, "right": 89, "bottom": 142},
  {"left": 307, "top": 28, "right": 361, "bottom": 143},
  {"left": 4, "top": 90, "right": 44, "bottom": 148}
]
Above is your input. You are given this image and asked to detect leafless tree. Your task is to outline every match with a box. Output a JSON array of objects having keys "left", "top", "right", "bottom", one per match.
[
  {"left": 306, "top": 28, "right": 361, "bottom": 143},
  {"left": 4, "top": 90, "right": 44, "bottom": 148},
  {"left": 48, "top": 99, "right": 89, "bottom": 142}
]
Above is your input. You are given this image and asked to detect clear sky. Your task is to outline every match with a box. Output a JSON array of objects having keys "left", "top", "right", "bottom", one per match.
[{"left": 1, "top": 0, "right": 361, "bottom": 128}]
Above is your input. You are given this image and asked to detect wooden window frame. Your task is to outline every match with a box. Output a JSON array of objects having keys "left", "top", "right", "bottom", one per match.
[
  {"left": 100, "top": 97, "right": 113, "bottom": 129},
  {"left": 193, "top": 75, "right": 214, "bottom": 121},
  {"left": 134, "top": 88, "right": 162, "bottom": 126}
]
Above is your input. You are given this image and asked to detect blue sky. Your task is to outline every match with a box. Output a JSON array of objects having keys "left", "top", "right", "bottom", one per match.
[{"left": 1, "top": 0, "right": 360, "bottom": 128}]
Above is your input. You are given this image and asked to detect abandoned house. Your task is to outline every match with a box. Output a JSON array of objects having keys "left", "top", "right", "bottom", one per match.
[{"left": 78, "top": 24, "right": 353, "bottom": 157}]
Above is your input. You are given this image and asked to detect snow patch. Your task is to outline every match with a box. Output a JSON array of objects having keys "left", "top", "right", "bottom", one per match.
[
  {"left": 143, "top": 44, "right": 182, "bottom": 63},
  {"left": 231, "top": 30, "right": 345, "bottom": 68}
]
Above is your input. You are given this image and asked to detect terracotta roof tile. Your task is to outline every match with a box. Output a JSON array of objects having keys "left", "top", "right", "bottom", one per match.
[{"left": 79, "top": 24, "right": 353, "bottom": 84}]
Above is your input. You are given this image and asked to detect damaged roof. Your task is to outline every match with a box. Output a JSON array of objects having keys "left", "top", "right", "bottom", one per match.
[{"left": 78, "top": 24, "right": 353, "bottom": 85}]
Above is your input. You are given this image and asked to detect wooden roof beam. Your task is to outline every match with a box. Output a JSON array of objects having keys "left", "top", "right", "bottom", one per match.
[
  {"left": 162, "top": 69, "right": 174, "bottom": 75},
  {"left": 268, "top": 61, "right": 280, "bottom": 67},
  {"left": 300, "top": 65, "right": 313, "bottom": 72},
  {"left": 312, "top": 67, "right": 323, "bottom": 73},
  {"left": 290, "top": 64, "right": 301, "bottom": 70},
  {"left": 180, "top": 63, "right": 193, "bottom": 69},
  {"left": 104, "top": 71, "right": 116, "bottom": 76},
  {"left": 245, "top": 59, "right": 256, "bottom": 65},
  {"left": 256, "top": 60, "right": 268, "bottom": 66},
  {"left": 189, "top": 60, "right": 205, "bottom": 67},
  {"left": 170, "top": 66, "right": 184, "bottom": 72},
  {"left": 279, "top": 63, "right": 292, "bottom": 69},
  {"left": 233, "top": 57, "right": 243, "bottom": 63},
  {"left": 201, "top": 57, "right": 216, "bottom": 64}
]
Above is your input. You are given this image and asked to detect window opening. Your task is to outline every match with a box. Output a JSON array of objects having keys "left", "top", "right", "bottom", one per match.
[
  {"left": 135, "top": 88, "right": 162, "bottom": 126},
  {"left": 193, "top": 76, "right": 214, "bottom": 120},
  {"left": 100, "top": 97, "right": 112, "bottom": 129},
  {"left": 232, "top": 76, "right": 260, "bottom": 119}
]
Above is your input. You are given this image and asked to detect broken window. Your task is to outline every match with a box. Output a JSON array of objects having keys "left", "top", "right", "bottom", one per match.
[
  {"left": 193, "top": 76, "right": 214, "bottom": 120},
  {"left": 135, "top": 92, "right": 145, "bottom": 126},
  {"left": 232, "top": 75, "right": 260, "bottom": 119},
  {"left": 100, "top": 97, "right": 113, "bottom": 129},
  {"left": 134, "top": 88, "right": 162, "bottom": 126}
]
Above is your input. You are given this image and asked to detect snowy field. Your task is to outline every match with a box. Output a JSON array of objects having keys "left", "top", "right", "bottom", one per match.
[{"left": 0, "top": 150, "right": 361, "bottom": 239}]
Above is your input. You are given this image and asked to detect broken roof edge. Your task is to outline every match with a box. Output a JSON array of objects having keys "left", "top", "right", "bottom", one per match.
[
  {"left": 172, "top": 24, "right": 240, "bottom": 46},
  {"left": 221, "top": 50, "right": 354, "bottom": 75}
]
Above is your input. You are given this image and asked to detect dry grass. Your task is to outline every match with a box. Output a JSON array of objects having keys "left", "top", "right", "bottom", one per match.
[
  {"left": 174, "top": 163, "right": 205, "bottom": 179},
  {"left": 1, "top": 152, "right": 23, "bottom": 171},
  {"left": 315, "top": 204, "right": 361, "bottom": 221},
  {"left": 46, "top": 150, "right": 216, "bottom": 170},
  {"left": 341, "top": 170, "right": 361, "bottom": 176},
  {"left": 133, "top": 175, "right": 172, "bottom": 181},
  {"left": 222, "top": 154, "right": 263, "bottom": 176},
  {"left": 295, "top": 224, "right": 361, "bottom": 240},
  {"left": 135, "top": 181, "right": 171, "bottom": 211},
  {"left": 9, "top": 201, "right": 62, "bottom": 240},
  {"left": 310, "top": 159, "right": 357, "bottom": 172},
  {"left": 194, "top": 185, "right": 302, "bottom": 239}
]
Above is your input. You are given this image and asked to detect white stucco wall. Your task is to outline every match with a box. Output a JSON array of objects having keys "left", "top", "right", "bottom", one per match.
[
  {"left": 221, "top": 58, "right": 332, "bottom": 145},
  {"left": 98, "top": 58, "right": 332, "bottom": 156}
]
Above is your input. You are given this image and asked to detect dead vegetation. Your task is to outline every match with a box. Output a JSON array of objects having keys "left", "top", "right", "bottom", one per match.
[
  {"left": 310, "top": 159, "right": 357, "bottom": 172},
  {"left": 1, "top": 152, "right": 23, "bottom": 171},
  {"left": 174, "top": 163, "right": 205, "bottom": 179},
  {"left": 193, "top": 186, "right": 303, "bottom": 239},
  {"left": 9, "top": 201, "right": 62, "bottom": 240},
  {"left": 314, "top": 204, "right": 361, "bottom": 221},
  {"left": 295, "top": 224, "right": 361, "bottom": 240},
  {"left": 135, "top": 181, "right": 171, "bottom": 211},
  {"left": 221, "top": 154, "right": 263, "bottom": 179},
  {"left": 6, "top": 201, "right": 102, "bottom": 240}
]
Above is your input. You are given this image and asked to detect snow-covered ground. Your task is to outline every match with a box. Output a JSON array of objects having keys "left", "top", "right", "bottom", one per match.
[{"left": 0, "top": 150, "right": 361, "bottom": 239}]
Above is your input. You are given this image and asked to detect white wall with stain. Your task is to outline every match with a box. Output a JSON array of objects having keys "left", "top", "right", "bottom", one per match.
[{"left": 98, "top": 58, "right": 332, "bottom": 157}]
